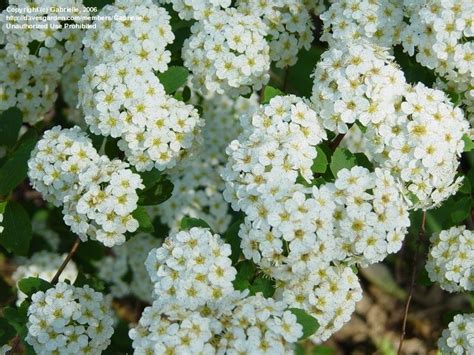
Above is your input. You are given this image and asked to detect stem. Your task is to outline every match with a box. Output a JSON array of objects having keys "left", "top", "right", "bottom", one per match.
[
  {"left": 51, "top": 237, "right": 81, "bottom": 284},
  {"left": 397, "top": 210, "right": 426, "bottom": 355},
  {"left": 329, "top": 133, "right": 346, "bottom": 151}
]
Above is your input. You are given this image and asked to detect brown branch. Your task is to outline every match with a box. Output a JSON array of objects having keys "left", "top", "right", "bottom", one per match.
[
  {"left": 397, "top": 210, "right": 426, "bottom": 355},
  {"left": 329, "top": 133, "right": 346, "bottom": 151},
  {"left": 51, "top": 237, "right": 81, "bottom": 284}
]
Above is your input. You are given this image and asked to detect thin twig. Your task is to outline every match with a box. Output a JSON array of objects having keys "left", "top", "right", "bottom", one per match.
[
  {"left": 51, "top": 237, "right": 81, "bottom": 284},
  {"left": 397, "top": 210, "right": 426, "bottom": 355},
  {"left": 329, "top": 133, "right": 346, "bottom": 151}
]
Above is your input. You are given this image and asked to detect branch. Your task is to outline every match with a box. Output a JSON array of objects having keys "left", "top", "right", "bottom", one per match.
[
  {"left": 397, "top": 210, "right": 426, "bottom": 355},
  {"left": 329, "top": 133, "right": 346, "bottom": 151},
  {"left": 51, "top": 237, "right": 81, "bottom": 284}
]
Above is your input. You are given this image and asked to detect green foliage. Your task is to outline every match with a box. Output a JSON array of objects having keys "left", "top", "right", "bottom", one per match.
[
  {"left": 462, "top": 134, "right": 474, "bottom": 152},
  {"left": 0, "top": 317, "right": 16, "bottom": 344},
  {"left": 75, "top": 271, "right": 106, "bottom": 292},
  {"left": 223, "top": 216, "right": 243, "bottom": 263},
  {"left": 157, "top": 66, "right": 189, "bottom": 94},
  {"left": 137, "top": 174, "right": 174, "bottom": 206},
  {"left": 132, "top": 207, "right": 154, "bottom": 233},
  {"left": 180, "top": 217, "right": 211, "bottom": 230},
  {"left": 262, "top": 85, "right": 284, "bottom": 104},
  {"left": 0, "top": 201, "right": 32, "bottom": 256},
  {"left": 0, "top": 137, "right": 37, "bottom": 195},
  {"left": 0, "top": 107, "right": 22, "bottom": 147},
  {"left": 311, "top": 146, "right": 328, "bottom": 174},
  {"left": 329, "top": 147, "right": 357, "bottom": 177},
  {"left": 289, "top": 308, "right": 320, "bottom": 340},
  {"left": 18, "top": 277, "right": 52, "bottom": 297},
  {"left": 248, "top": 276, "right": 274, "bottom": 298}
]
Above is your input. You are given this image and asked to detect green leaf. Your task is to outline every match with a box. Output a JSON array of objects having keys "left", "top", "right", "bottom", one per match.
[
  {"left": 289, "top": 308, "right": 319, "bottom": 340},
  {"left": 18, "top": 277, "right": 52, "bottom": 297},
  {"left": 223, "top": 217, "right": 243, "bottom": 263},
  {"left": 262, "top": 86, "right": 284, "bottom": 104},
  {"left": 157, "top": 66, "right": 189, "bottom": 94},
  {"left": 312, "top": 346, "right": 335, "bottom": 355},
  {"left": 0, "top": 318, "right": 16, "bottom": 344},
  {"left": 137, "top": 175, "right": 174, "bottom": 206},
  {"left": 0, "top": 107, "right": 22, "bottom": 147},
  {"left": 311, "top": 146, "right": 328, "bottom": 174},
  {"left": 329, "top": 147, "right": 357, "bottom": 177},
  {"left": 132, "top": 206, "right": 154, "bottom": 233},
  {"left": 138, "top": 169, "right": 161, "bottom": 190},
  {"left": 354, "top": 153, "right": 374, "bottom": 171},
  {"left": 233, "top": 260, "right": 255, "bottom": 291},
  {"left": 0, "top": 201, "right": 32, "bottom": 256},
  {"left": 450, "top": 196, "right": 471, "bottom": 224},
  {"left": 249, "top": 277, "right": 275, "bottom": 298},
  {"left": 462, "top": 134, "right": 474, "bottom": 152},
  {"left": 459, "top": 177, "right": 471, "bottom": 195},
  {"left": 0, "top": 137, "right": 37, "bottom": 195},
  {"left": 180, "top": 217, "right": 211, "bottom": 230},
  {"left": 74, "top": 272, "right": 106, "bottom": 292}
]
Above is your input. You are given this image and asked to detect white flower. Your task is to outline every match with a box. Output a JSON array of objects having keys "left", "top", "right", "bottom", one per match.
[{"left": 438, "top": 313, "right": 474, "bottom": 354}]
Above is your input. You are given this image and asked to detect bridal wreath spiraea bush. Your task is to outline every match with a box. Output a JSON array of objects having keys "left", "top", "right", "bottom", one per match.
[{"left": 1, "top": 0, "right": 474, "bottom": 353}]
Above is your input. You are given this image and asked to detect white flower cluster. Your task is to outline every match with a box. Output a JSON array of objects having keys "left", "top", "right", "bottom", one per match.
[
  {"left": 0, "top": 49, "right": 58, "bottom": 124},
  {"left": 130, "top": 293, "right": 302, "bottom": 354},
  {"left": 82, "top": 0, "right": 174, "bottom": 72},
  {"left": 97, "top": 234, "right": 160, "bottom": 302},
  {"left": 364, "top": 83, "right": 469, "bottom": 209},
  {"left": 132, "top": 227, "right": 302, "bottom": 353},
  {"left": 12, "top": 251, "right": 78, "bottom": 306},
  {"left": 157, "top": 0, "right": 231, "bottom": 20},
  {"left": 280, "top": 265, "right": 362, "bottom": 343},
  {"left": 28, "top": 126, "right": 144, "bottom": 247},
  {"left": 154, "top": 93, "right": 258, "bottom": 233},
  {"left": 401, "top": 0, "right": 474, "bottom": 121},
  {"left": 145, "top": 227, "right": 236, "bottom": 311},
  {"left": 320, "top": 0, "right": 403, "bottom": 47},
  {"left": 311, "top": 42, "right": 406, "bottom": 134},
  {"left": 438, "top": 313, "right": 474, "bottom": 355},
  {"left": 238, "top": 0, "right": 314, "bottom": 68},
  {"left": 426, "top": 226, "right": 474, "bottom": 293},
  {"left": 78, "top": 61, "right": 202, "bottom": 172},
  {"left": 183, "top": 8, "right": 270, "bottom": 97},
  {"left": 0, "top": 0, "right": 89, "bottom": 73},
  {"left": 79, "top": 0, "right": 203, "bottom": 172},
  {"left": 26, "top": 282, "right": 114, "bottom": 354}
]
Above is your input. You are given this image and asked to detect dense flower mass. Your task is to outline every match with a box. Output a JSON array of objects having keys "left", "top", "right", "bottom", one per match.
[
  {"left": 311, "top": 42, "right": 406, "bottom": 134},
  {"left": 426, "top": 226, "right": 474, "bottom": 293},
  {"left": 0, "top": 0, "right": 89, "bottom": 73},
  {"left": 280, "top": 265, "right": 362, "bottom": 343},
  {"left": 26, "top": 282, "right": 114, "bottom": 354},
  {"left": 97, "top": 234, "right": 160, "bottom": 302},
  {"left": 320, "top": 0, "right": 403, "bottom": 47},
  {"left": 238, "top": 0, "right": 314, "bottom": 68},
  {"left": 183, "top": 7, "right": 270, "bottom": 97},
  {"left": 363, "top": 83, "right": 469, "bottom": 209},
  {"left": 78, "top": 60, "right": 203, "bottom": 171},
  {"left": 401, "top": 0, "right": 474, "bottom": 121},
  {"left": 12, "top": 251, "right": 78, "bottom": 305},
  {"left": 154, "top": 93, "right": 258, "bottom": 233},
  {"left": 130, "top": 293, "right": 302, "bottom": 354},
  {"left": 157, "top": 0, "right": 231, "bottom": 20},
  {"left": 28, "top": 126, "right": 144, "bottom": 246},
  {"left": 145, "top": 227, "right": 237, "bottom": 311},
  {"left": 438, "top": 313, "right": 474, "bottom": 354}
]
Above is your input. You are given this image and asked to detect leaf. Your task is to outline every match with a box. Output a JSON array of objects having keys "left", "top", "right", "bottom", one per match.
[
  {"left": 311, "top": 146, "right": 328, "bottom": 174},
  {"left": 138, "top": 169, "right": 161, "bottom": 190},
  {"left": 249, "top": 277, "right": 275, "bottom": 298},
  {"left": 18, "top": 277, "right": 53, "bottom": 297},
  {"left": 137, "top": 175, "right": 174, "bottom": 206},
  {"left": 462, "top": 134, "right": 474, "bottom": 152},
  {"left": 0, "top": 107, "right": 22, "bottom": 147},
  {"left": 180, "top": 217, "right": 211, "bottom": 230},
  {"left": 329, "top": 147, "right": 357, "bottom": 177},
  {"left": 132, "top": 207, "right": 154, "bottom": 233},
  {"left": 0, "top": 201, "right": 32, "bottom": 256},
  {"left": 450, "top": 196, "right": 471, "bottom": 224},
  {"left": 223, "top": 217, "right": 243, "bottom": 263},
  {"left": 312, "top": 346, "right": 335, "bottom": 355},
  {"left": 459, "top": 177, "right": 471, "bottom": 195},
  {"left": 262, "top": 86, "right": 284, "bottom": 104},
  {"left": 289, "top": 308, "right": 319, "bottom": 340},
  {"left": 74, "top": 272, "right": 106, "bottom": 292},
  {"left": 354, "top": 153, "right": 374, "bottom": 171},
  {"left": 233, "top": 260, "right": 255, "bottom": 291},
  {"left": 157, "top": 66, "right": 189, "bottom": 94},
  {"left": 0, "top": 137, "right": 37, "bottom": 195},
  {"left": 0, "top": 318, "right": 15, "bottom": 344}
]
